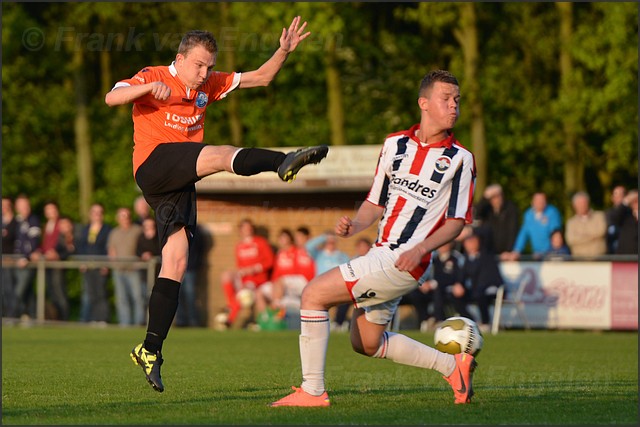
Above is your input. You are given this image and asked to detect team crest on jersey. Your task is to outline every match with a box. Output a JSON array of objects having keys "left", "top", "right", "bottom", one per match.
[
  {"left": 435, "top": 156, "right": 451, "bottom": 172},
  {"left": 195, "top": 91, "right": 208, "bottom": 108}
]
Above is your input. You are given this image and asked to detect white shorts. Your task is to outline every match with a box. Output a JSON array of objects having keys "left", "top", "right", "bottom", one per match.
[{"left": 339, "top": 246, "right": 420, "bottom": 325}]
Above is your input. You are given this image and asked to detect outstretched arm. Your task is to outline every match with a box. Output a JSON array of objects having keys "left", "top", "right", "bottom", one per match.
[
  {"left": 105, "top": 81, "right": 171, "bottom": 107},
  {"left": 239, "top": 16, "right": 310, "bottom": 88}
]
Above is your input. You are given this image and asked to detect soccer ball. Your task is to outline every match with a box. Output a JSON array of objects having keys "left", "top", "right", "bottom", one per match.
[
  {"left": 434, "top": 316, "right": 483, "bottom": 357},
  {"left": 236, "top": 288, "right": 255, "bottom": 308}
]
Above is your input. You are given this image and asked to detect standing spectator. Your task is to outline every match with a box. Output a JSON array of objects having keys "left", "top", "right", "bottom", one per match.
[
  {"left": 30, "top": 201, "right": 71, "bottom": 320},
  {"left": 11, "top": 194, "right": 41, "bottom": 320},
  {"left": 544, "top": 229, "right": 571, "bottom": 260},
  {"left": 474, "top": 183, "right": 519, "bottom": 256},
  {"left": 565, "top": 191, "right": 607, "bottom": 258},
  {"left": 176, "top": 223, "right": 207, "bottom": 327},
  {"left": 136, "top": 217, "right": 162, "bottom": 308},
  {"left": 502, "top": 192, "right": 562, "bottom": 260},
  {"left": 133, "top": 195, "right": 152, "bottom": 226},
  {"left": 428, "top": 240, "right": 473, "bottom": 326},
  {"left": 220, "top": 218, "right": 275, "bottom": 328},
  {"left": 77, "top": 203, "right": 112, "bottom": 324},
  {"left": 108, "top": 207, "right": 144, "bottom": 326},
  {"left": 610, "top": 189, "right": 638, "bottom": 255},
  {"left": 461, "top": 232, "right": 503, "bottom": 333},
  {"left": 2, "top": 197, "right": 18, "bottom": 317},
  {"left": 605, "top": 185, "right": 627, "bottom": 254}
]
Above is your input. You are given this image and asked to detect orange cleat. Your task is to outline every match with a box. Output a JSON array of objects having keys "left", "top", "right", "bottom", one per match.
[
  {"left": 270, "top": 386, "right": 331, "bottom": 407},
  {"left": 443, "top": 353, "right": 477, "bottom": 404}
]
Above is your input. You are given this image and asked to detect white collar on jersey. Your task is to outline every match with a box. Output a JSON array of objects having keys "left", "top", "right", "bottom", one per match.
[{"left": 168, "top": 61, "right": 193, "bottom": 97}]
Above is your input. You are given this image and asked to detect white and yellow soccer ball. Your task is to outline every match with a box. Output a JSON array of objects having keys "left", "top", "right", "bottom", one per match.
[{"left": 434, "top": 316, "right": 484, "bottom": 357}]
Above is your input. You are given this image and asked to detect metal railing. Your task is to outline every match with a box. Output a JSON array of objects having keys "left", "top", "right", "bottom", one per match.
[{"left": 2, "top": 254, "right": 160, "bottom": 323}]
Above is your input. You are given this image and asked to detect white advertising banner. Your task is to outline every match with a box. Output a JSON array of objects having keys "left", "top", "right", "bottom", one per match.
[{"left": 498, "top": 261, "right": 637, "bottom": 330}]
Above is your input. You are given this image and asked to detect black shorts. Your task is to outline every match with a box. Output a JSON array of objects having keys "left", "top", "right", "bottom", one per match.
[{"left": 135, "top": 142, "right": 206, "bottom": 249}]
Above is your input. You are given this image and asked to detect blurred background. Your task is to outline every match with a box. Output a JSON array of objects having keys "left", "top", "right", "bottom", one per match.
[
  {"left": 2, "top": 2, "right": 638, "bottom": 327},
  {"left": 3, "top": 2, "right": 637, "bottom": 218}
]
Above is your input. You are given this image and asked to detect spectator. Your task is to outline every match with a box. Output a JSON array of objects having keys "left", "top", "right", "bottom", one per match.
[
  {"left": 294, "top": 226, "right": 311, "bottom": 249},
  {"left": 502, "top": 192, "right": 562, "bottom": 260},
  {"left": 219, "top": 218, "right": 275, "bottom": 329},
  {"left": 610, "top": 189, "right": 638, "bottom": 255},
  {"left": 30, "top": 201, "right": 71, "bottom": 320},
  {"left": 133, "top": 195, "right": 152, "bottom": 226},
  {"left": 353, "top": 237, "right": 373, "bottom": 259},
  {"left": 605, "top": 185, "right": 627, "bottom": 254},
  {"left": 108, "top": 207, "right": 144, "bottom": 326},
  {"left": 461, "top": 231, "right": 503, "bottom": 333},
  {"left": 545, "top": 229, "right": 571, "bottom": 260},
  {"left": 2, "top": 196, "right": 18, "bottom": 317},
  {"left": 428, "top": 240, "right": 472, "bottom": 327},
  {"left": 176, "top": 223, "right": 208, "bottom": 327},
  {"left": 136, "top": 217, "right": 161, "bottom": 302},
  {"left": 305, "top": 231, "right": 351, "bottom": 276},
  {"left": 255, "top": 228, "right": 315, "bottom": 330},
  {"left": 77, "top": 203, "right": 112, "bottom": 324},
  {"left": 11, "top": 194, "right": 41, "bottom": 320},
  {"left": 474, "top": 183, "right": 519, "bottom": 256},
  {"left": 565, "top": 191, "right": 607, "bottom": 258}
]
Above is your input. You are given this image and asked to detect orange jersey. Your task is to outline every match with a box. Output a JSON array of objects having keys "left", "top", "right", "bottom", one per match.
[{"left": 114, "top": 62, "right": 240, "bottom": 174}]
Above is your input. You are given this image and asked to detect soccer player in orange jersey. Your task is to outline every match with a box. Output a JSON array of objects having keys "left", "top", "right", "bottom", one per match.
[{"left": 105, "top": 16, "right": 328, "bottom": 393}]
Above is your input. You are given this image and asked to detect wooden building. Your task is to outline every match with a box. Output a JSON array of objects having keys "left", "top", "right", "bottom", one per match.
[{"left": 193, "top": 145, "right": 382, "bottom": 328}]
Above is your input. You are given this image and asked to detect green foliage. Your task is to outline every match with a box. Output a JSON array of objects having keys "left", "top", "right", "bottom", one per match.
[
  {"left": 1, "top": 327, "right": 638, "bottom": 424},
  {"left": 2, "top": 2, "right": 638, "bottom": 221}
]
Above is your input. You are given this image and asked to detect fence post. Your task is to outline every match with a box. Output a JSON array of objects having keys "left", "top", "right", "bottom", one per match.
[{"left": 36, "top": 259, "right": 46, "bottom": 322}]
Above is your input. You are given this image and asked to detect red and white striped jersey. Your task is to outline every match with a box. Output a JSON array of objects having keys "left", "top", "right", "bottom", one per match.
[{"left": 367, "top": 123, "right": 476, "bottom": 257}]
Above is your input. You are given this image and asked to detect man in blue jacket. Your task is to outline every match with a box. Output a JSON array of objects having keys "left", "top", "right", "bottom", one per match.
[{"left": 502, "top": 192, "right": 562, "bottom": 260}]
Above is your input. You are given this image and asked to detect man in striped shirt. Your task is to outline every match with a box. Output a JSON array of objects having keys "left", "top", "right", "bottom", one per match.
[{"left": 271, "top": 70, "right": 478, "bottom": 407}]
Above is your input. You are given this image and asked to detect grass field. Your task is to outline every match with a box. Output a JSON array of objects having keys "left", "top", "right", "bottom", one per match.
[{"left": 2, "top": 323, "right": 638, "bottom": 425}]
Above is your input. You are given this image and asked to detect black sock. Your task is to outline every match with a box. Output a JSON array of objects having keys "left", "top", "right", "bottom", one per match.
[
  {"left": 144, "top": 277, "right": 181, "bottom": 354},
  {"left": 232, "top": 148, "right": 286, "bottom": 176}
]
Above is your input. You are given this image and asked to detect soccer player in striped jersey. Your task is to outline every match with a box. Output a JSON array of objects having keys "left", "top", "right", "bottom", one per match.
[
  {"left": 271, "top": 70, "right": 478, "bottom": 407},
  {"left": 106, "top": 16, "right": 328, "bottom": 393}
]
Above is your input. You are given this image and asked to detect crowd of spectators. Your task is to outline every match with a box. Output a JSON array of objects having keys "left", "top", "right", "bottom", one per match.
[
  {"left": 2, "top": 184, "right": 637, "bottom": 331},
  {"left": 1, "top": 194, "right": 202, "bottom": 327}
]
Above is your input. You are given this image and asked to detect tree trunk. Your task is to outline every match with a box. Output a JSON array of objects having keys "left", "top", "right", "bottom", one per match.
[
  {"left": 326, "top": 36, "right": 346, "bottom": 146},
  {"left": 73, "top": 48, "right": 93, "bottom": 223},
  {"left": 455, "top": 3, "right": 486, "bottom": 198},
  {"left": 219, "top": 2, "right": 243, "bottom": 147},
  {"left": 557, "top": 2, "right": 582, "bottom": 213}
]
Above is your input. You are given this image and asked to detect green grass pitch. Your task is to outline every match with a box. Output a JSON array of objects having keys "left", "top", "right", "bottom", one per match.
[{"left": 2, "top": 324, "right": 637, "bottom": 425}]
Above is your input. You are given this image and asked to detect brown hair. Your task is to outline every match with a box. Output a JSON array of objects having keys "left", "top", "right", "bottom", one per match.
[
  {"left": 178, "top": 30, "right": 218, "bottom": 57},
  {"left": 419, "top": 70, "right": 459, "bottom": 98}
]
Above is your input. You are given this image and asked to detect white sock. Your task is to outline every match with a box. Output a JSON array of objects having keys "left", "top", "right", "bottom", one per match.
[
  {"left": 299, "top": 309, "right": 330, "bottom": 396},
  {"left": 375, "top": 331, "right": 456, "bottom": 377}
]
